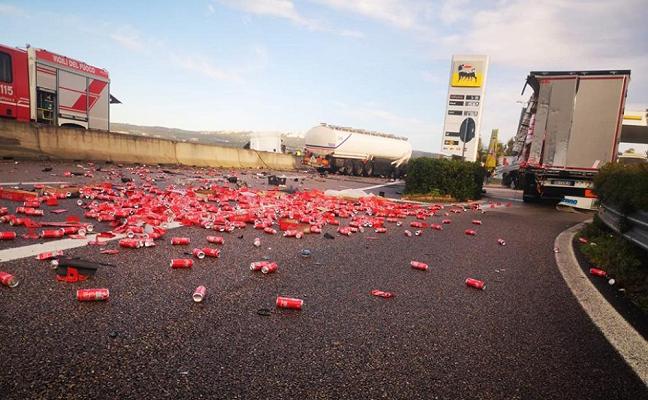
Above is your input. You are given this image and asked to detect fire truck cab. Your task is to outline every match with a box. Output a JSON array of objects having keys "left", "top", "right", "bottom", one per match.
[{"left": 0, "top": 43, "right": 113, "bottom": 130}]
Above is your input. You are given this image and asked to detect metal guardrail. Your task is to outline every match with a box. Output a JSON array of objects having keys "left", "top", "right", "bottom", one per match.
[{"left": 598, "top": 203, "right": 648, "bottom": 252}]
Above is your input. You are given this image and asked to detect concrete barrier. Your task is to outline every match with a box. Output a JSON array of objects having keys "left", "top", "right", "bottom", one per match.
[{"left": 0, "top": 119, "right": 299, "bottom": 170}]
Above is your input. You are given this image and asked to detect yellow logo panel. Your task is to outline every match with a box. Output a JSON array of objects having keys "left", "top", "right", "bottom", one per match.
[{"left": 450, "top": 61, "right": 484, "bottom": 87}]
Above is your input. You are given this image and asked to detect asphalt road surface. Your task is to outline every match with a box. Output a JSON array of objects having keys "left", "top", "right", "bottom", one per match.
[{"left": 0, "top": 160, "right": 646, "bottom": 399}]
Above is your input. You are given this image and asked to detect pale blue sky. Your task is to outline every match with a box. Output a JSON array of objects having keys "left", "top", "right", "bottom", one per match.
[{"left": 1, "top": 1, "right": 646, "bottom": 152}]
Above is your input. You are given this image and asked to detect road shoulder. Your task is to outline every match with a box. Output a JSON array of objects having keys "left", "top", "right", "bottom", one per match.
[{"left": 555, "top": 221, "right": 648, "bottom": 386}]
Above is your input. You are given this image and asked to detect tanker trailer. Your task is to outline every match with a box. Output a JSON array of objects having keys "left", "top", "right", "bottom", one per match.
[{"left": 303, "top": 123, "right": 412, "bottom": 177}]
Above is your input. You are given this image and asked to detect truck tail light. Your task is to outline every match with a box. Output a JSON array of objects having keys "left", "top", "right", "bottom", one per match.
[{"left": 584, "top": 189, "right": 597, "bottom": 198}]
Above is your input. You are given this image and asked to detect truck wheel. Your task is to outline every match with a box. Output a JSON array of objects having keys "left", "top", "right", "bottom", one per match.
[
  {"left": 522, "top": 173, "right": 540, "bottom": 202},
  {"left": 352, "top": 160, "right": 364, "bottom": 176},
  {"left": 363, "top": 161, "right": 374, "bottom": 177}
]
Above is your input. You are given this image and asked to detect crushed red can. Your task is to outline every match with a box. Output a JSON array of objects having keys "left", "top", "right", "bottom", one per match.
[
  {"left": 77, "top": 288, "right": 109, "bottom": 301},
  {"left": 202, "top": 247, "right": 220, "bottom": 258},
  {"left": 170, "top": 258, "right": 193, "bottom": 269},
  {"left": 119, "top": 239, "right": 142, "bottom": 248},
  {"left": 410, "top": 261, "right": 428, "bottom": 271},
  {"left": 206, "top": 236, "right": 224, "bottom": 244},
  {"left": 192, "top": 248, "right": 206, "bottom": 259},
  {"left": 276, "top": 296, "right": 303, "bottom": 310},
  {"left": 171, "top": 237, "right": 190, "bottom": 245},
  {"left": 0, "top": 271, "right": 19, "bottom": 288},
  {"left": 36, "top": 250, "right": 64, "bottom": 260},
  {"left": 250, "top": 261, "right": 269, "bottom": 271},
  {"left": 0, "top": 231, "right": 17, "bottom": 240},
  {"left": 370, "top": 289, "right": 394, "bottom": 298},
  {"left": 261, "top": 262, "right": 278, "bottom": 274},
  {"left": 465, "top": 278, "right": 485, "bottom": 290},
  {"left": 590, "top": 267, "right": 607, "bottom": 277}
]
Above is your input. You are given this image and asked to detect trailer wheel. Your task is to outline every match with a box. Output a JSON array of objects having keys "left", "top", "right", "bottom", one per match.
[
  {"left": 341, "top": 159, "right": 353, "bottom": 175},
  {"left": 352, "top": 160, "right": 364, "bottom": 176},
  {"left": 522, "top": 173, "right": 540, "bottom": 202},
  {"left": 362, "top": 161, "right": 374, "bottom": 177}
]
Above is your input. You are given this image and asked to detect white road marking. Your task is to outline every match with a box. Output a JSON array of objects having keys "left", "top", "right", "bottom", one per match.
[
  {"left": 555, "top": 221, "right": 648, "bottom": 387},
  {"left": 356, "top": 180, "right": 404, "bottom": 191},
  {"left": 0, "top": 181, "right": 70, "bottom": 186},
  {"left": 0, "top": 222, "right": 183, "bottom": 263}
]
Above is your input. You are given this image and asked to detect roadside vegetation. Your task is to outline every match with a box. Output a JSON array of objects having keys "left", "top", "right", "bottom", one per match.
[
  {"left": 577, "top": 216, "right": 648, "bottom": 312},
  {"left": 594, "top": 163, "right": 648, "bottom": 213},
  {"left": 404, "top": 158, "right": 485, "bottom": 202}
]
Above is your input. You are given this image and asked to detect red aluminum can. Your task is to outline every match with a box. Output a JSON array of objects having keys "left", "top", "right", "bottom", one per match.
[
  {"left": 263, "top": 227, "right": 277, "bottom": 235},
  {"left": 36, "top": 250, "right": 63, "bottom": 260},
  {"left": 25, "top": 209, "right": 44, "bottom": 216},
  {"left": 464, "top": 229, "right": 477, "bottom": 236},
  {"left": 0, "top": 271, "right": 19, "bottom": 288},
  {"left": 261, "top": 262, "right": 278, "bottom": 274},
  {"left": 119, "top": 239, "right": 142, "bottom": 248},
  {"left": 192, "top": 248, "right": 206, "bottom": 259},
  {"left": 375, "top": 227, "right": 387, "bottom": 233},
  {"left": 0, "top": 231, "right": 17, "bottom": 240},
  {"left": 430, "top": 224, "right": 443, "bottom": 231},
  {"left": 276, "top": 296, "right": 303, "bottom": 310},
  {"left": 590, "top": 268, "right": 607, "bottom": 277},
  {"left": 414, "top": 230, "right": 423, "bottom": 236},
  {"left": 472, "top": 219, "right": 482, "bottom": 225},
  {"left": 578, "top": 237, "right": 589, "bottom": 244},
  {"left": 171, "top": 237, "right": 190, "bottom": 245},
  {"left": 465, "top": 278, "right": 485, "bottom": 290},
  {"left": 41, "top": 229, "right": 65, "bottom": 238},
  {"left": 404, "top": 230, "right": 412, "bottom": 237},
  {"left": 250, "top": 261, "right": 269, "bottom": 271},
  {"left": 309, "top": 225, "right": 321, "bottom": 234},
  {"left": 77, "top": 288, "right": 109, "bottom": 301},
  {"left": 410, "top": 261, "right": 428, "bottom": 271},
  {"left": 206, "top": 236, "right": 224, "bottom": 244},
  {"left": 442, "top": 219, "right": 451, "bottom": 224},
  {"left": 170, "top": 258, "right": 193, "bottom": 269},
  {"left": 497, "top": 238, "right": 506, "bottom": 246},
  {"left": 10, "top": 218, "right": 25, "bottom": 226},
  {"left": 202, "top": 247, "right": 220, "bottom": 258},
  {"left": 193, "top": 286, "right": 206, "bottom": 303},
  {"left": 253, "top": 237, "right": 261, "bottom": 247}
]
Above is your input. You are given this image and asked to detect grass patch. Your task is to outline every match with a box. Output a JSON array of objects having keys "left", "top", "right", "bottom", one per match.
[{"left": 577, "top": 216, "right": 648, "bottom": 312}]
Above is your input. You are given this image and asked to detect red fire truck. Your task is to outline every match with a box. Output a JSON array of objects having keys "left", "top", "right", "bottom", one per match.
[{"left": 0, "top": 43, "right": 116, "bottom": 130}]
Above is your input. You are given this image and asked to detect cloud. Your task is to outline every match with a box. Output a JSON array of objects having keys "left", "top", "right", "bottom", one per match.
[
  {"left": 0, "top": 4, "right": 25, "bottom": 16},
  {"left": 313, "top": 0, "right": 429, "bottom": 30},
  {"left": 214, "top": 0, "right": 364, "bottom": 38},
  {"left": 172, "top": 54, "right": 243, "bottom": 82},
  {"left": 110, "top": 28, "right": 145, "bottom": 52}
]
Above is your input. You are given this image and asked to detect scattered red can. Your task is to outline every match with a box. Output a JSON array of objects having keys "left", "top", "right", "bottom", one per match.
[
  {"left": 464, "top": 229, "right": 477, "bottom": 236},
  {"left": 77, "top": 288, "right": 109, "bottom": 301},
  {"left": 262, "top": 262, "right": 278, "bottom": 274},
  {"left": 250, "top": 261, "right": 269, "bottom": 271},
  {"left": 590, "top": 267, "right": 607, "bottom": 277},
  {"left": 41, "top": 229, "right": 65, "bottom": 238},
  {"left": 309, "top": 226, "right": 321, "bottom": 234},
  {"left": 374, "top": 227, "right": 387, "bottom": 233},
  {"left": 253, "top": 237, "right": 261, "bottom": 247},
  {"left": 192, "top": 248, "right": 206, "bottom": 259},
  {"left": 472, "top": 219, "right": 482, "bottom": 225},
  {"left": 370, "top": 290, "right": 394, "bottom": 298},
  {"left": 442, "top": 219, "right": 452, "bottom": 224},
  {"left": 276, "top": 296, "right": 303, "bottom": 310},
  {"left": 202, "top": 247, "right": 220, "bottom": 258},
  {"left": 0, "top": 271, "right": 19, "bottom": 288},
  {"left": 578, "top": 237, "right": 589, "bottom": 244},
  {"left": 264, "top": 227, "right": 277, "bottom": 235},
  {"left": 404, "top": 230, "right": 413, "bottom": 237},
  {"left": 410, "top": 261, "right": 429, "bottom": 271},
  {"left": 465, "top": 278, "right": 485, "bottom": 290},
  {"left": 171, "top": 237, "right": 190, "bottom": 245},
  {"left": 206, "top": 236, "right": 224, "bottom": 244},
  {"left": 192, "top": 286, "right": 206, "bottom": 303},
  {"left": 430, "top": 224, "right": 443, "bottom": 231},
  {"left": 36, "top": 250, "right": 63, "bottom": 260},
  {"left": 119, "top": 239, "right": 142, "bottom": 248},
  {"left": 497, "top": 238, "right": 506, "bottom": 246},
  {"left": 170, "top": 259, "right": 193, "bottom": 269},
  {"left": 0, "top": 231, "right": 17, "bottom": 240}
]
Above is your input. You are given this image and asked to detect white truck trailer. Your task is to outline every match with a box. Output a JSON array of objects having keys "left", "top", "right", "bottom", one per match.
[
  {"left": 502, "top": 70, "right": 631, "bottom": 209},
  {"left": 303, "top": 123, "right": 412, "bottom": 177}
]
